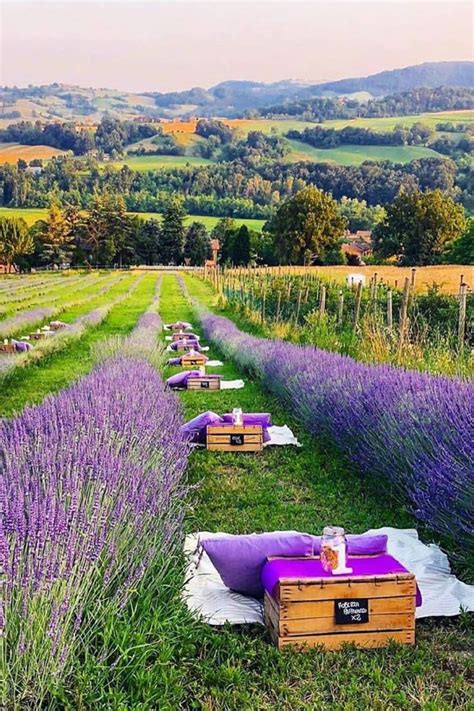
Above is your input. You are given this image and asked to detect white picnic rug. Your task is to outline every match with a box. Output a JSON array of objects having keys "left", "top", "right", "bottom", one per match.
[
  {"left": 220, "top": 379, "right": 245, "bottom": 390},
  {"left": 182, "top": 528, "right": 474, "bottom": 625}
]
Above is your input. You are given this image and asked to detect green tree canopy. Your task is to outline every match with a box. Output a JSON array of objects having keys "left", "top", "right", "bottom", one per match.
[
  {"left": 446, "top": 219, "right": 474, "bottom": 265},
  {"left": 266, "top": 186, "right": 347, "bottom": 265},
  {"left": 37, "top": 201, "right": 75, "bottom": 267},
  {"left": 0, "top": 217, "right": 33, "bottom": 272},
  {"left": 373, "top": 190, "right": 468, "bottom": 266}
]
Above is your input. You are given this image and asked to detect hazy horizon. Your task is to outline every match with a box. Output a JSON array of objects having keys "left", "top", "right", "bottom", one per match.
[{"left": 1, "top": 1, "right": 473, "bottom": 93}]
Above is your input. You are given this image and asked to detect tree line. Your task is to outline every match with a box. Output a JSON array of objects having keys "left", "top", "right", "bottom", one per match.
[{"left": 287, "top": 123, "right": 436, "bottom": 148}]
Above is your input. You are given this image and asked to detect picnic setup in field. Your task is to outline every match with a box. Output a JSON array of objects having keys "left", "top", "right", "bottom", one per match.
[{"left": 0, "top": 269, "right": 472, "bottom": 708}]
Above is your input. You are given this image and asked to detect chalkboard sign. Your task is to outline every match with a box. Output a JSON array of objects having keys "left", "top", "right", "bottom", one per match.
[
  {"left": 200, "top": 381, "right": 210, "bottom": 389},
  {"left": 335, "top": 598, "right": 369, "bottom": 624},
  {"left": 230, "top": 433, "right": 244, "bottom": 446}
]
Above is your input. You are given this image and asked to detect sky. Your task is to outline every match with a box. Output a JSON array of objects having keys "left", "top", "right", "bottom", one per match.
[{"left": 1, "top": 1, "right": 473, "bottom": 92}]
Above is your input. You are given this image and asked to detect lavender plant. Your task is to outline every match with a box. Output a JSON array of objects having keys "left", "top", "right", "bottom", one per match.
[
  {"left": 197, "top": 308, "right": 474, "bottom": 545},
  {"left": 0, "top": 354, "right": 189, "bottom": 705}
]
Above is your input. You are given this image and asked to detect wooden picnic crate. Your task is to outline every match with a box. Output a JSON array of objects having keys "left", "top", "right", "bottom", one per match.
[
  {"left": 171, "top": 323, "right": 186, "bottom": 332},
  {"left": 180, "top": 353, "right": 208, "bottom": 367},
  {"left": 172, "top": 331, "right": 190, "bottom": 342},
  {"left": 187, "top": 376, "right": 221, "bottom": 391},
  {"left": 264, "top": 571, "right": 416, "bottom": 651},
  {"left": 29, "top": 332, "right": 46, "bottom": 340},
  {"left": 0, "top": 343, "right": 16, "bottom": 354},
  {"left": 206, "top": 424, "right": 263, "bottom": 452},
  {"left": 176, "top": 342, "right": 199, "bottom": 352}
]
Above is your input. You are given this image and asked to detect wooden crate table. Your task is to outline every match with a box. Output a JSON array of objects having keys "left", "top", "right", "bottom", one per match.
[
  {"left": 263, "top": 555, "right": 417, "bottom": 651},
  {"left": 175, "top": 342, "right": 200, "bottom": 352},
  {"left": 171, "top": 323, "right": 188, "bottom": 332},
  {"left": 0, "top": 343, "right": 16, "bottom": 354},
  {"left": 172, "top": 331, "right": 194, "bottom": 342},
  {"left": 206, "top": 423, "right": 263, "bottom": 452},
  {"left": 181, "top": 353, "right": 208, "bottom": 368},
  {"left": 29, "top": 332, "right": 46, "bottom": 340},
  {"left": 187, "top": 375, "right": 222, "bottom": 391}
]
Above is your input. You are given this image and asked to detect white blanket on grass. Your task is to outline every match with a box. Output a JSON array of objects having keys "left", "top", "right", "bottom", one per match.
[
  {"left": 164, "top": 322, "right": 193, "bottom": 331},
  {"left": 182, "top": 527, "right": 474, "bottom": 625},
  {"left": 206, "top": 360, "right": 223, "bottom": 367},
  {"left": 220, "top": 379, "right": 245, "bottom": 390}
]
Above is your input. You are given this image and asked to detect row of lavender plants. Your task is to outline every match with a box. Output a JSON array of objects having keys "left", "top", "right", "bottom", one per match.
[
  {"left": 196, "top": 307, "right": 473, "bottom": 546},
  {"left": 0, "top": 278, "right": 190, "bottom": 706}
]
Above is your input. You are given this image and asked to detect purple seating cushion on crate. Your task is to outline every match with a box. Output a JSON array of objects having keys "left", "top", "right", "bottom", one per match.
[
  {"left": 261, "top": 554, "right": 422, "bottom": 606},
  {"left": 180, "top": 411, "right": 224, "bottom": 444},
  {"left": 167, "top": 357, "right": 182, "bottom": 366},
  {"left": 167, "top": 370, "right": 201, "bottom": 388},
  {"left": 12, "top": 340, "right": 32, "bottom": 352},
  {"left": 200, "top": 532, "right": 315, "bottom": 598}
]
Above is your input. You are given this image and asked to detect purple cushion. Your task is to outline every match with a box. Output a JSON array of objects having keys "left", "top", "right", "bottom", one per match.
[
  {"left": 180, "top": 411, "right": 223, "bottom": 444},
  {"left": 12, "top": 340, "right": 31, "bottom": 352},
  {"left": 167, "top": 357, "right": 181, "bottom": 366},
  {"left": 166, "top": 370, "right": 200, "bottom": 389},
  {"left": 200, "top": 532, "right": 314, "bottom": 598}
]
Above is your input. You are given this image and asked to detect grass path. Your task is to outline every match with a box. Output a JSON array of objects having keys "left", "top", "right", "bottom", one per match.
[
  {"left": 133, "top": 273, "right": 471, "bottom": 711},
  {"left": 0, "top": 272, "right": 158, "bottom": 416}
]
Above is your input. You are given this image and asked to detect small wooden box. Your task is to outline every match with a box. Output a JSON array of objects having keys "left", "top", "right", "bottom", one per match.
[
  {"left": 176, "top": 342, "right": 199, "bottom": 352},
  {"left": 29, "top": 332, "right": 46, "bottom": 340},
  {"left": 187, "top": 376, "right": 221, "bottom": 391},
  {"left": 265, "top": 570, "right": 416, "bottom": 651},
  {"left": 171, "top": 323, "right": 186, "bottom": 332},
  {"left": 206, "top": 424, "right": 263, "bottom": 452},
  {"left": 0, "top": 343, "right": 16, "bottom": 354},
  {"left": 181, "top": 353, "right": 208, "bottom": 368},
  {"left": 172, "top": 331, "right": 190, "bottom": 342},
  {"left": 50, "top": 323, "right": 66, "bottom": 331}
]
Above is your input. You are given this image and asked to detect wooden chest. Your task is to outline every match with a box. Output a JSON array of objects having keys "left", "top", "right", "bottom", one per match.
[
  {"left": 0, "top": 343, "right": 16, "bottom": 354},
  {"left": 180, "top": 353, "right": 208, "bottom": 368},
  {"left": 29, "top": 332, "right": 46, "bottom": 340},
  {"left": 171, "top": 323, "right": 186, "bottom": 332},
  {"left": 265, "top": 570, "right": 416, "bottom": 651},
  {"left": 187, "top": 376, "right": 221, "bottom": 391},
  {"left": 206, "top": 424, "right": 263, "bottom": 452}
]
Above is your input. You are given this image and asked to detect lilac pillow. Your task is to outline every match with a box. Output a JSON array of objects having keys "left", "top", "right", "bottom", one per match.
[
  {"left": 167, "top": 357, "right": 181, "bottom": 366},
  {"left": 181, "top": 411, "right": 223, "bottom": 444},
  {"left": 200, "top": 532, "right": 314, "bottom": 598},
  {"left": 12, "top": 340, "right": 31, "bottom": 352},
  {"left": 310, "top": 534, "right": 388, "bottom": 556},
  {"left": 166, "top": 370, "right": 200, "bottom": 389},
  {"left": 222, "top": 412, "right": 272, "bottom": 443}
]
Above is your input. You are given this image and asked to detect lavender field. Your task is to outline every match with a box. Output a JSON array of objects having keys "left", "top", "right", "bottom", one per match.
[{"left": 0, "top": 270, "right": 472, "bottom": 709}]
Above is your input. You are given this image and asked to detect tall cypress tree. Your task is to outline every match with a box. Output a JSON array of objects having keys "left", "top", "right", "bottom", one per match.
[{"left": 161, "top": 195, "right": 186, "bottom": 264}]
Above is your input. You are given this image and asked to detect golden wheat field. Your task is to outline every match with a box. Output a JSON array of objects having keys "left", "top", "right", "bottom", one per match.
[
  {"left": 0, "top": 143, "right": 69, "bottom": 164},
  {"left": 261, "top": 265, "right": 473, "bottom": 294}
]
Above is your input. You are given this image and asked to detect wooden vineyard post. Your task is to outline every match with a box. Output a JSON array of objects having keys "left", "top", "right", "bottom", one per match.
[
  {"left": 353, "top": 281, "right": 363, "bottom": 329},
  {"left": 459, "top": 274, "right": 464, "bottom": 297},
  {"left": 458, "top": 283, "right": 467, "bottom": 352},
  {"left": 411, "top": 268, "right": 417, "bottom": 290},
  {"left": 262, "top": 290, "right": 266, "bottom": 324},
  {"left": 319, "top": 285, "right": 326, "bottom": 317},
  {"left": 295, "top": 289, "right": 302, "bottom": 324},
  {"left": 398, "top": 277, "right": 410, "bottom": 354},
  {"left": 337, "top": 290, "right": 344, "bottom": 326},
  {"left": 276, "top": 291, "right": 282, "bottom": 323},
  {"left": 387, "top": 289, "right": 393, "bottom": 330}
]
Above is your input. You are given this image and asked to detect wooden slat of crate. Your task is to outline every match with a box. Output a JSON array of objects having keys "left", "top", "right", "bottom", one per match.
[
  {"left": 265, "top": 594, "right": 414, "bottom": 636},
  {"left": 181, "top": 354, "right": 207, "bottom": 367},
  {"left": 176, "top": 343, "right": 198, "bottom": 352},
  {"left": 206, "top": 424, "right": 263, "bottom": 452},
  {"left": 269, "top": 593, "right": 415, "bottom": 621},
  {"left": 279, "top": 575, "right": 416, "bottom": 603},
  {"left": 0, "top": 343, "right": 16, "bottom": 353},
  {"left": 187, "top": 377, "right": 221, "bottom": 391},
  {"left": 274, "top": 629, "right": 415, "bottom": 651}
]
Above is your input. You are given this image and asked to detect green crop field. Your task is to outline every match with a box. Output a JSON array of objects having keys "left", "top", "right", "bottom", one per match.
[
  {"left": 111, "top": 153, "right": 215, "bottom": 170},
  {"left": 0, "top": 206, "right": 265, "bottom": 231},
  {"left": 285, "top": 138, "right": 445, "bottom": 165}
]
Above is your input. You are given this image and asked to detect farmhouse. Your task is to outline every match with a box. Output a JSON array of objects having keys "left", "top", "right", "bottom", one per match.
[{"left": 341, "top": 230, "right": 373, "bottom": 263}]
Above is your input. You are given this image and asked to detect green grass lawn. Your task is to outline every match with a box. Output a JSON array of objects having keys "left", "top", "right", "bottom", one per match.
[
  {"left": 0, "top": 206, "right": 265, "bottom": 232},
  {"left": 62, "top": 272, "right": 471, "bottom": 709},
  {"left": 285, "top": 138, "right": 444, "bottom": 165}
]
